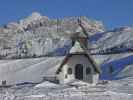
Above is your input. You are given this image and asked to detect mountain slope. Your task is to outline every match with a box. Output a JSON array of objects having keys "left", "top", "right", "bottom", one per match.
[
  {"left": 0, "top": 12, "right": 104, "bottom": 59},
  {"left": 90, "top": 27, "right": 133, "bottom": 80}
]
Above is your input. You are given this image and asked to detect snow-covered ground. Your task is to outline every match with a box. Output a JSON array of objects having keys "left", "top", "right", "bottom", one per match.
[
  {"left": 0, "top": 56, "right": 132, "bottom": 100},
  {"left": 0, "top": 78, "right": 133, "bottom": 100},
  {"left": 0, "top": 57, "right": 64, "bottom": 85}
]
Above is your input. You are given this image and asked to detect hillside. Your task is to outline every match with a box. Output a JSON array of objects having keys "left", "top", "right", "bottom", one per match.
[{"left": 90, "top": 27, "right": 133, "bottom": 80}]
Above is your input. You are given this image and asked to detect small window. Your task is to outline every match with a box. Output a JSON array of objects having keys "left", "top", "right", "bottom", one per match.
[
  {"left": 67, "top": 68, "right": 72, "bottom": 74},
  {"left": 65, "top": 74, "right": 68, "bottom": 78},
  {"left": 86, "top": 67, "right": 91, "bottom": 75},
  {"left": 2, "top": 80, "right": 6, "bottom": 85}
]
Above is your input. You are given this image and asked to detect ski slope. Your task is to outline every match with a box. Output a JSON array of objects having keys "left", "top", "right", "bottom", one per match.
[{"left": 0, "top": 57, "right": 64, "bottom": 85}]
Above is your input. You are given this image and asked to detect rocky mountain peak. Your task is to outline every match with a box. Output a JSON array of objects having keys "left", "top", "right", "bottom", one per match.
[
  {"left": 29, "top": 12, "right": 42, "bottom": 19},
  {"left": 0, "top": 12, "right": 106, "bottom": 58}
]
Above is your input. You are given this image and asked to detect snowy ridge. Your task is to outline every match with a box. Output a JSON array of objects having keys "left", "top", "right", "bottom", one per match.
[{"left": 90, "top": 27, "right": 133, "bottom": 80}]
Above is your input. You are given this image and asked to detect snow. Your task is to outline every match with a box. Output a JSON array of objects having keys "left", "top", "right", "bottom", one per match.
[
  {"left": 0, "top": 57, "right": 64, "bottom": 85},
  {"left": 69, "top": 41, "right": 84, "bottom": 53},
  {"left": 0, "top": 78, "right": 133, "bottom": 100},
  {"left": 94, "top": 27, "right": 133, "bottom": 50},
  {"left": 35, "top": 81, "right": 58, "bottom": 88},
  {"left": 0, "top": 12, "right": 133, "bottom": 100},
  {"left": 0, "top": 55, "right": 132, "bottom": 100},
  {"left": 100, "top": 55, "right": 133, "bottom": 80},
  {"left": 116, "top": 65, "right": 133, "bottom": 79},
  {"left": 0, "top": 13, "right": 104, "bottom": 59}
]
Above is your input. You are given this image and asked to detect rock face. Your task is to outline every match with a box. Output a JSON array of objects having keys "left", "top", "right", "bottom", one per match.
[{"left": 0, "top": 12, "right": 105, "bottom": 58}]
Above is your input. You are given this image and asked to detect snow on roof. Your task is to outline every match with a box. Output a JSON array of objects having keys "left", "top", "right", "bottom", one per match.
[{"left": 69, "top": 41, "right": 84, "bottom": 53}]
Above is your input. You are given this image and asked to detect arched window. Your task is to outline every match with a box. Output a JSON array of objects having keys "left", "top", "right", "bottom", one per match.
[
  {"left": 67, "top": 68, "right": 72, "bottom": 74},
  {"left": 86, "top": 67, "right": 91, "bottom": 75}
]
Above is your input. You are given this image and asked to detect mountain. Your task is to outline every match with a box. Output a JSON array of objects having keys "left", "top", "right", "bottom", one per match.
[
  {"left": 0, "top": 12, "right": 133, "bottom": 100},
  {"left": 0, "top": 12, "right": 133, "bottom": 80},
  {"left": 90, "top": 27, "right": 133, "bottom": 80},
  {"left": 91, "top": 27, "right": 133, "bottom": 63},
  {"left": 0, "top": 12, "right": 104, "bottom": 59}
]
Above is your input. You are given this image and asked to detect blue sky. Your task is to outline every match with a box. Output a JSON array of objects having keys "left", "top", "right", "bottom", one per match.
[{"left": 0, "top": 0, "right": 133, "bottom": 29}]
